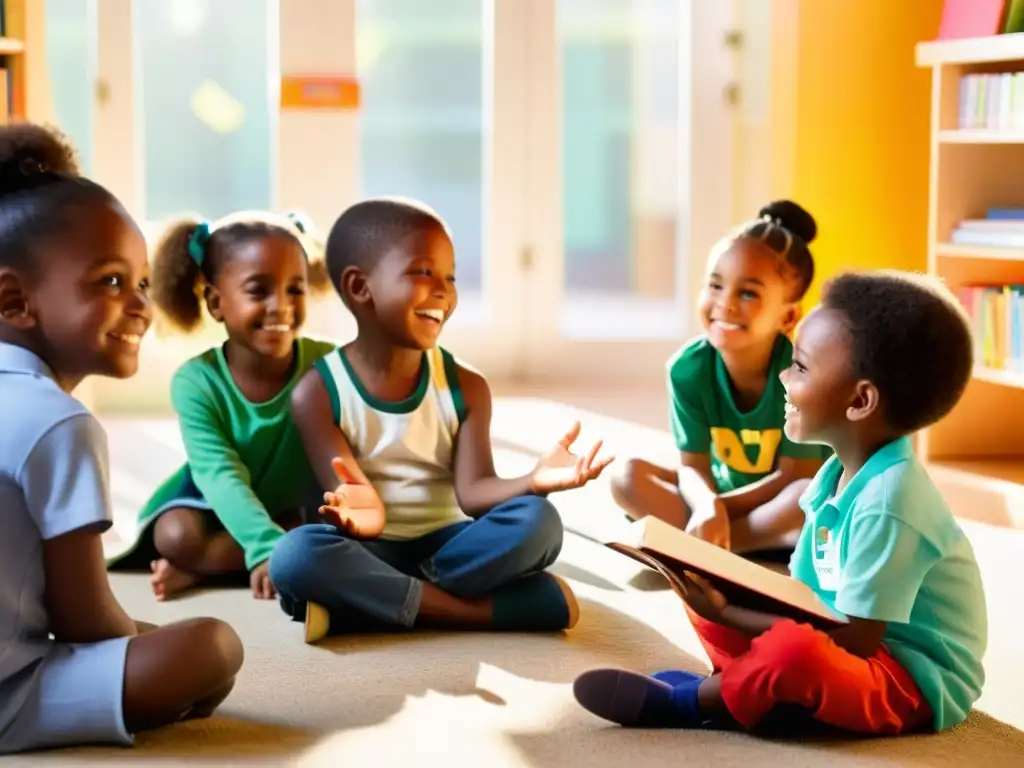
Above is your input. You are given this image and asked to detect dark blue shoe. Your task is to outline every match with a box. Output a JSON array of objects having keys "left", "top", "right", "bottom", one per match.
[{"left": 573, "top": 668, "right": 704, "bottom": 728}]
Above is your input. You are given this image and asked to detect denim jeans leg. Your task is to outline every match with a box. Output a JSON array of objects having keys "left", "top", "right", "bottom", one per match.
[
  {"left": 268, "top": 524, "right": 423, "bottom": 627},
  {"left": 421, "top": 494, "right": 564, "bottom": 597}
]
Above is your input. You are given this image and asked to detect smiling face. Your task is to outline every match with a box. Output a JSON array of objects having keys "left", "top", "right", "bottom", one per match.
[
  {"left": 362, "top": 225, "right": 458, "bottom": 350},
  {"left": 24, "top": 200, "right": 152, "bottom": 385},
  {"left": 205, "top": 233, "right": 309, "bottom": 360},
  {"left": 698, "top": 239, "right": 800, "bottom": 355},
  {"left": 779, "top": 306, "right": 861, "bottom": 446}
]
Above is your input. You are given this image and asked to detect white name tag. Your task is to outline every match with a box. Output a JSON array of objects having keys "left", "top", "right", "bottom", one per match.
[{"left": 813, "top": 525, "right": 841, "bottom": 593}]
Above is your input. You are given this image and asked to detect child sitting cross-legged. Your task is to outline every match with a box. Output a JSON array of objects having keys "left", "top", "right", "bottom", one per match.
[
  {"left": 613, "top": 201, "right": 831, "bottom": 558},
  {"left": 268, "top": 196, "right": 613, "bottom": 642},
  {"left": 574, "top": 270, "right": 987, "bottom": 736}
]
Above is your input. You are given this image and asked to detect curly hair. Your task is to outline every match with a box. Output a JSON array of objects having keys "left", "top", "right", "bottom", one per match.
[
  {"left": 821, "top": 270, "right": 974, "bottom": 433},
  {"left": 150, "top": 210, "right": 331, "bottom": 333},
  {"left": 0, "top": 123, "right": 118, "bottom": 275}
]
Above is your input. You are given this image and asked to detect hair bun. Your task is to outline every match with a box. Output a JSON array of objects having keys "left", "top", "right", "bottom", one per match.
[
  {"left": 757, "top": 200, "right": 817, "bottom": 244},
  {"left": 0, "top": 124, "right": 79, "bottom": 195}
]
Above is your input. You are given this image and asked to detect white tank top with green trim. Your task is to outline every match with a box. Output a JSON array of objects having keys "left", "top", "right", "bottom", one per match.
[{"left": 314, "top": 346, "right": 470, "bottom": 540}]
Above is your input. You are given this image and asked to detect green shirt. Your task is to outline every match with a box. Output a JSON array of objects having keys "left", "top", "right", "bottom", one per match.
[
  {"left": 667, "top": 334, "right": 828, "bottom": 493},
  {"left": 138, "top": 336, "right": 336, "bottom": 570},
  {"left": 791, "top": 438, "right": 988, "bottom": 731}
]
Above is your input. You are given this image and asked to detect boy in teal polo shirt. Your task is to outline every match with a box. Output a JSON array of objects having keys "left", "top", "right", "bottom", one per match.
[{"left": 574, "top": 271, "right": 987, "bottom": 735}]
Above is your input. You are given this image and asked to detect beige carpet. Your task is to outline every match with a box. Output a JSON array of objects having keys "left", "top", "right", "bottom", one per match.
[{"left": 8, "top": 392, "right": 1024, "bottom": 767}]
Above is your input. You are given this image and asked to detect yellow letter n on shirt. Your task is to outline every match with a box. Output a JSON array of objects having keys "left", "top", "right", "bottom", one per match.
[{"left": 709, "top": 427, "right": 782, "bottom": 474}]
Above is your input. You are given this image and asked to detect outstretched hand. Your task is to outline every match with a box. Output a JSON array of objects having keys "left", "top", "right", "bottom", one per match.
[
  {"left": 319, "top": 458, "right": 385, "bottom": 539},
  {"left": 529, "top": 421, "right": 614, "bottom": 494}
]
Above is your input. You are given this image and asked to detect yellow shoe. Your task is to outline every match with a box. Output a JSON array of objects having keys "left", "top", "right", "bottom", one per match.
[
  {"left": 552, "top": 574, "right": 580, "bottom": 630},
  {"left": 304, "top": 601, "right": 330, "bottom": 644}
]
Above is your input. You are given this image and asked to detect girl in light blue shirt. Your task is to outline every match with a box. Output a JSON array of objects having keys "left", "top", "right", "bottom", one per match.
[{"left": 0, "top": 124, "right": 243, "bottom": 754}]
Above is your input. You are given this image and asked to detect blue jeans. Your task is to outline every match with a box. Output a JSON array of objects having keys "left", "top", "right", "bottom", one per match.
[{"left": 268, "top": 494, "right": 563, "bottom": 629}]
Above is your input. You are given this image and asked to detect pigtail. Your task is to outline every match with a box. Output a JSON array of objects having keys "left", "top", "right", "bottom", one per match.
[
  {"left": 284, "top": 210, "right": 333, "bottom": 295},
  {"left": 150, "top": 215, "right": 207, "bottom": 333}
]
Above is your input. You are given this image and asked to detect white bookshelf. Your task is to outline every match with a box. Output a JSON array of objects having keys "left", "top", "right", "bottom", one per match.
[{"left": 916, "top": 33, "right": 1024, "bottom": 528}]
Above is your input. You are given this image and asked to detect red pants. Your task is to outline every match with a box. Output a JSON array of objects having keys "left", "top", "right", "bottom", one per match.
[{"left": 687, "top": 608, "right": 932, "bottom": 734}]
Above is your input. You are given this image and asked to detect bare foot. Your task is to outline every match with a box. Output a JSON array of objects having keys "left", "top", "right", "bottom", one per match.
[{"left": 150, "top": 559, "right": 202, "bottom": 601}]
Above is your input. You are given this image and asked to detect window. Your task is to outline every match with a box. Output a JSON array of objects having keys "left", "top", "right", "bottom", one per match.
[{"left": 137, "top": 0, "right": 275, "bottom": 221}]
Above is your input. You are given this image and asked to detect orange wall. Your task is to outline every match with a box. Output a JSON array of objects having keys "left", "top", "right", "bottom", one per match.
[{"left": 793, "top": 0, "right": 945, "bottom": 306}]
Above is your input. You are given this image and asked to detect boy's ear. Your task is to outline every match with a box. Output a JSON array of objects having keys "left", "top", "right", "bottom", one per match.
[
  {"left": 341, "top": 266, "right": 372, "bottom": 308},
  {"left": 204, "top": 284, "right": 224, "bottom": 323},
  {"left": 846, "top": 379, "right": 880, "bottom": 423},
  {"left": 0, "top": 269, "right": 37, "bottom": 331},
  {"left": 781, "top": 301, "right": 803, "bottom": 335}
]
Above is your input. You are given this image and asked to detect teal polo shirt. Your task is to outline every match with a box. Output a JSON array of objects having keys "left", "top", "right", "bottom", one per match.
[{"left": 790, "top": 437, "right": 987, "bottom": 731}]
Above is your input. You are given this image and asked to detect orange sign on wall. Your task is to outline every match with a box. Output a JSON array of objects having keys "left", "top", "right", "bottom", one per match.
[{"left": 280, "top": 75, "right": 360, "bottom": 111}]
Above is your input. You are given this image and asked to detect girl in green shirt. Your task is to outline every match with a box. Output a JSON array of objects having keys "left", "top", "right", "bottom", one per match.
[{"left": 108, "top": 211, "right": 336, "bottom": 601}]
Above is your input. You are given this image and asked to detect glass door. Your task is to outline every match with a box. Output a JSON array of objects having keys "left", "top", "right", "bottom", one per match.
[
  {"left": 348, "top": 0, "right": 531, "bottom": 377},
  {"left": 516, "top": 0, "right": 742, "bottom": 384}
]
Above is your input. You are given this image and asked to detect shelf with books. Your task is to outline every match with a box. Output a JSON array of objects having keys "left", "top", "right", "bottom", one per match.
[{"left": 919, "top": 31, "right": 1024, "bottom": 527}]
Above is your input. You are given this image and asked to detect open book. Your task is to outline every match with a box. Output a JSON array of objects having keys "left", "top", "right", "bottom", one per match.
[{"left": 607, "top": 516, "right": 847, "bottom": 628}]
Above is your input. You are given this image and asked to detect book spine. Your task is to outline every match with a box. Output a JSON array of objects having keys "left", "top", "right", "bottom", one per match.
[
  {"left": 958, "top": 285, "right": 1024, "bottom": 374},
  {"left": 958, "top": 72, "right": 1024, "bottom": 131}
]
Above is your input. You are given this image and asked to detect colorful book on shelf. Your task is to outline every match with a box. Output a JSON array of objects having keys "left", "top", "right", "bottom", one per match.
[
  {"left": 958, "top": 72, "right": 1024, "bottom": 130},
  {"left": 937, "top": 0, "right": 1007, "bottom": 40},
  {"left": 605, "top": 515, "right": 847, "bottom": 629},
  {"left": 950, "top": 210, "right": 1024, "bottom": 248},
  {"left": 959, "top": 284, "right": 1024, "bottom": 373}
]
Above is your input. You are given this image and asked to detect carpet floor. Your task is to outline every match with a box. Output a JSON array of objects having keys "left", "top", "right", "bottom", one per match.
[{"left": 6, "top": 393, "right": 1023, "bottom": 767}]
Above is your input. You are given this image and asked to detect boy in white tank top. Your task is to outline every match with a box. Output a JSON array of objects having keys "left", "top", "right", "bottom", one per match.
[{"left": 268, "top": 197, "right": 613, "bottom": 642}]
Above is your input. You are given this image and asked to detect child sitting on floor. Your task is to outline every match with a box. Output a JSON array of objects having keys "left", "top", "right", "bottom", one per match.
[
  {"left": 268, "top": 196, "right": 613, "bottom": 642},
  {"left": 574, "top": 270, "right": 987, "bottom": 736},
  {"left": 613, "top": 200, "right": 830, "bottom": 556},
  {"left": 0, "top": 124, "right": 242, "bottom": 754},
  {"left": 107, "top": 210, "right": 335, "bottom": 601}
]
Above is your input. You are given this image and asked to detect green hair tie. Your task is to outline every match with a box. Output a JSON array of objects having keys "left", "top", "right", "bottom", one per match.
[{"left": 188, "top": 221, "right": 212, "bottom": 266}]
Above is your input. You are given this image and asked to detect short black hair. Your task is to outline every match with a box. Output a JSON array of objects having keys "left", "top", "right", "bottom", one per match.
[
  {"left": 821, "top": 271, "right": 974, "bottom": 433},
  {"left": 324, "top": 196, "right": 448, "bottom": 292},
  {"left": 732, "top": 200, "right": 817, "bottom": 300},
  {"left": 0, "top": 123, "right": 118, "bottom": 275}
]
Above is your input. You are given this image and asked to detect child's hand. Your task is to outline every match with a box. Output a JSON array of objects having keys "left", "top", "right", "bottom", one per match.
[
  {"left": 686, "top": 499, "right": 731, "bottom": 551},
  {"left": 250, "top": 561, "right": 276, "bottom": 600},
  {"left": 319, "top": 458, "right": 385, "bottom": 539},
  {"left": 679, "top": 572, "right": 729, "bottom": 623},
  {"left": 529, "top": 421, "right": 615, "bottom": 494}
]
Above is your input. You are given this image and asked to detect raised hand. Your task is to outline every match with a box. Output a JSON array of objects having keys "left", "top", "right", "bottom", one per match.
[
  {"left": 319, "top": 457, "right": 385, "bottom": 539},
  {"left": 529, "top": 421, "right": 615, "bottom": 494}
]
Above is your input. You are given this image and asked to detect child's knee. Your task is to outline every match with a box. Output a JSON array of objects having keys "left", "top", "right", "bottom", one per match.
[
  {"left": 750, "top": 620, "right": 834, "bottom": 680},
  {"left": 780, "top": 478, "right": 812, "bottom": 506},
  {"left": 187, "top": 617, "right": 244, "bottom": 681},
  {"left": 515, "top": 495, "right": 563, "bottom": 556},
  {"left": 610, "top": 458, "right": 646, "bottom": 504},
  {"left": 267, "top": 524, "right": 345, "bottom": 594},
  {"left": 153, "top": 508, "right": 207, "bottom": 562}
]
